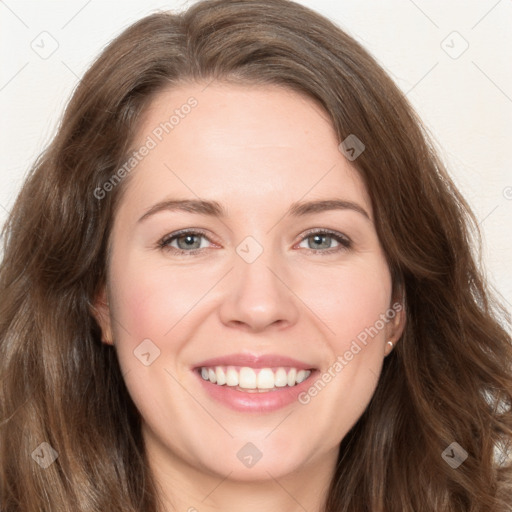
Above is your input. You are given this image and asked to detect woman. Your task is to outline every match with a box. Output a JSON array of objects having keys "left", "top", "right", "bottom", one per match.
[{"left": 1, "top": 0, "right": 511, "bottom": 510}]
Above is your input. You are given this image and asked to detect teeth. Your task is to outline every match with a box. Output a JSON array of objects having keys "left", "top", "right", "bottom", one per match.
[
  {"left": 257, "top": 368, "right": 275, "bottom": 389},
  {"left": 199, "top": 365, "right": 312, "bottom": 390},
  {"left": 296, "top": 370, "right": 309, "bottom": 383},
  {"left": 239, "top": 367, "right": 257, "bottom": 389},
  {"left": 226, "top": 367, "right": 238, "bottom": 386},
  {"left": 274, "top": 367, "right": 288, "bottom": 387},
  {"left": 215, "top": 367, "right": 226, "bottom": 385}
]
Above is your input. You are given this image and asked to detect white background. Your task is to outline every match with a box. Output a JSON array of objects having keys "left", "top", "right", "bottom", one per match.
[{"left": 1, "top": 0, "right": 511, "bottom": 310}]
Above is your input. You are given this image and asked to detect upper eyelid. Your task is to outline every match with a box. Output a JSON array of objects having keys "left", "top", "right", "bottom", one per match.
[
  {"left": 300, "top": 227, "right": 350, "bottom": 240},
  {"left": 159, "top": 228, "right": 214, "bottom": 247}
]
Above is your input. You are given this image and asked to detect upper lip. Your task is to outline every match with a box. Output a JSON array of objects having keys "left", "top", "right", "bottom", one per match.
[{"left": 193, "top": 353, "right": 316, "bottom": 370}]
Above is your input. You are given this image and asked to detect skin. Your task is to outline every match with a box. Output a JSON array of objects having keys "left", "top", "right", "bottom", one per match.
[{"left": 94, "top": 82, "right": 405, "bottom": 512}]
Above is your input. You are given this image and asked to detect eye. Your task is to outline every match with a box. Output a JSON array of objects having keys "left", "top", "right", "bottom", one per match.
[
  {"left": 157, "top": 228, "right": 352, "bottom": 256},
  {"left": 296, "top": 229, "right": 352, "bottom": 254},
  {"left": 158, "top": 229, "right": 214, "bottom": 255}
]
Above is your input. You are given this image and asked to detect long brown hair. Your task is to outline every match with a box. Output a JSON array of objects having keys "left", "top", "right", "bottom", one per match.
[{"left": 1, "top": 1, "right": 511, "bottom": 510}]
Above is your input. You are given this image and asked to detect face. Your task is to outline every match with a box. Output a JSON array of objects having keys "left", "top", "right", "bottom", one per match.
[{"left": 94, "top": 82, "right": 404, "bottom": 485}]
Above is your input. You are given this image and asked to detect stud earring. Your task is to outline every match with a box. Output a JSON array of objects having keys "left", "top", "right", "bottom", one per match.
[{"left": 386, "top": 340, "right": 394, "bottom": 352}]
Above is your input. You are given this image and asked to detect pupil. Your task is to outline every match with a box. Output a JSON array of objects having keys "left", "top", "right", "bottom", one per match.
[
  {"left": 179, "top": 235, "right": 199, "bottom": 249},
  {"left": 312, "top": 234, "right": 330, "bottom": 249}
]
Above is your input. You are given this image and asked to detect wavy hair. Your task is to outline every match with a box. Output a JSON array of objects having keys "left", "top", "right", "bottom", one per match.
[{"left": 1, "top": 0, "right": 511, "bottom": 510}]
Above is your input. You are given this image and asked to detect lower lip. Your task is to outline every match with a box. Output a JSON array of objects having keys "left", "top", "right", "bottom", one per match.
[{"left": 193, "top": 369, "right": 318, "bottom": 412}]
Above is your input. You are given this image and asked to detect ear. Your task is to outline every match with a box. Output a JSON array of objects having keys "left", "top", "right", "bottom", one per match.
[
  {"left": 90, "top": 286, "right": 114, "bottom": 346},
  {"left": 384, "top": 288, "right": 406, "bottom": 356}
]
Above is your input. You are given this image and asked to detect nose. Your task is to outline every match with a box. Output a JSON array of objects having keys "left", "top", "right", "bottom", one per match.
[{"left": 218, "top": 249, "right": 300, "bottom": 333}]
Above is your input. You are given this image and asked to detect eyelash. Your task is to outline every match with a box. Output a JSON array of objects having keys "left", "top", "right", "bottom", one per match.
[{"left": 157, "top": 228, "right": 352, "bottom": 256}]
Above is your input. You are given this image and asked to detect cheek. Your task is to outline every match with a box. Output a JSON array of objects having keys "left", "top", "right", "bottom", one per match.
[
  {"left": 296, "top": 258, "right": 392, "bottom": 428},
  {"left": 110, "top": 254, "right": 210, "bottom": 344},
  {"left": 300, "top": 256, "right": 392, "bottom": 349},
  {"left": 106, "top": 256, "right": 201, "bottom": 422}
]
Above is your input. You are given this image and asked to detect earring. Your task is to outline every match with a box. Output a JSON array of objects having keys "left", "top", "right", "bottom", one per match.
[{"left": 386, "top": 340, "right": 394, "bottom": 353}]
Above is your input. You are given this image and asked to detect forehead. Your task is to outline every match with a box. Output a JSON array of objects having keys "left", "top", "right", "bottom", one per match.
[{"left": 120, "top": 82, "right": 372, "bottom": 219}]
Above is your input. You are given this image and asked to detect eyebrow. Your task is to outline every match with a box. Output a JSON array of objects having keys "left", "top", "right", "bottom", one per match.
[{"left": 137, "top": 198, "right": 371, "bottom": 223}]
